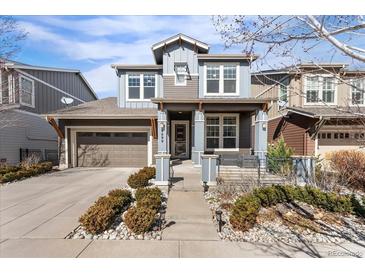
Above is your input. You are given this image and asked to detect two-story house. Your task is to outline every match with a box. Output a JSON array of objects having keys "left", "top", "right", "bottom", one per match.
[
  {"left": 252, "top": 64, "right": 365, "bottom": 157},
  {"left": 0, "top": 60, "right": 97, "bottom": 165},
  {"left": 48, "top": 34, "right": 271, "bottom": 184}
]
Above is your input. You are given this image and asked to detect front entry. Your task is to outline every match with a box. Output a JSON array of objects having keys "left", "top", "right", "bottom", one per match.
[{"left": 171, "top": 120, "right": 189, "bottom": 159}]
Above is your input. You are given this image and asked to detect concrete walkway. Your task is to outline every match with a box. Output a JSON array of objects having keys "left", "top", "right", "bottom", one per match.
[
  {"left": 1, "top": 238, "right": 364, "bottom": 258},
  {"left": 162, "top": 161, "right": 219, "bottom": 241}
]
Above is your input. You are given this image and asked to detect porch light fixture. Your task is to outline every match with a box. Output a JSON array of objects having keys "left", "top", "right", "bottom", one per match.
[
  {"left": 203, "top": 181, "right": 209, "bottom": 193},
  {"left": 215, "top": 209, "right": 223, "bottom": 232}
]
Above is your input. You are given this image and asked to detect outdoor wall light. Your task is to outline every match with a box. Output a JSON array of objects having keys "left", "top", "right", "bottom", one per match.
[
  {"left": 203, "top": 181, "right": 209, "bottom": 193},
  {"left": 215, "top": 209, "right": 223, "bottom": 232}
]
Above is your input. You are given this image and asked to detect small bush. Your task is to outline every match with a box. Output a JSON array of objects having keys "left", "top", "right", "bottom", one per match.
[
  {"left": 1, "top": 172, "right": 19, "bottom": 182},
  {"left": 127, "top": 172, "right": 150, "bottom": 189},
  {"left": 137, "top": 195, "right": 162, "bottom": 211},
  {"left": 326, "top": 150, "right": 365, "bottom": 191},
  {"left": 124, "top": 206, "right": 157, "bottom": 234},
  {"left": 135, "top": 187, "right": 162, "bottom": 201},
  {"left": 0, "top": 165, "right": 21, "bottom": 175},
  {"left": 140, "top": 167, "right": 156, "bottom": 180},
  {"left": 79, "top": 199, "right": 116, "bottom": 234},
  {"left": 230, "top": 194, "right": 261, "bottom": 231},
  {"left": 267, "top": 137, "right": 294, "bottom": 175},
  {"left": 79, "top": 190, "right": 132, "bottom": 234}
]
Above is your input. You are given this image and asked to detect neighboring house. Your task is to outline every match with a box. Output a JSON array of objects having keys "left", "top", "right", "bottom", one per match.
[
  {"left": 0, "top": 60, "right": 97, "bottom": 165},
  {"left": 47, "top": 33, "right": 270, "bottom": 183},
  {"left": 252, "top": 64, "right": 365, "bottom": 156}
]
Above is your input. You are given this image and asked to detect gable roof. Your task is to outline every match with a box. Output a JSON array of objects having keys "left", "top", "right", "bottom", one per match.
[
  {"left": 151, "top": 33, "right": 209, "bottom": 64},
  {"left": 286, "top": 106, "right": 365, "bottom": 119},
  {"left": 2, "top": 59, "right": 98, "bottom": 100}
]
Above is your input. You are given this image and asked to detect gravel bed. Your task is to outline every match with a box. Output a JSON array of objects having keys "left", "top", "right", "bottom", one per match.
[
  {"left": 66, "top": 187, "right": 169, "bottom": 241},
  {"left": 204, "top": 189, "right": 365, "bottom": 244}
]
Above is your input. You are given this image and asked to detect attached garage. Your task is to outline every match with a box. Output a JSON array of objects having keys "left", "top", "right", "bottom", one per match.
[{"left": 76, "top": 132, "right": 148, "bottom": 167}]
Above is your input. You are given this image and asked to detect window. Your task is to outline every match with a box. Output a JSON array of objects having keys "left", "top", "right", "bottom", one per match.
[
  {"left": 278, "top": 78, "right": 289, "bottom": 109},
  {"left": 205, "top": 64, "right": 239, "bottom": 95},
  {"left": 305, "top": 75, "right": 336, "bottom": 104},
  {"left": 95, "top": 132, "right": 111, "bottom": 137},
  {"left": 128, "top": 74, "right": 140, "bottom": 99},
  {"left": 143, "top": 74, "right": 155, "bottom": 99},
  {"left": 223, "top": 65, "right": 236, "bottom": 94},
  {"left": 175, "top": 63, "right": 188, "bottom": 86},
  {"left": 351, "top": 79, "right": 365, "bottom": 105},
  {"left": 127, "top": 73, "right": 156, "bottom": 101},
  {"left": 78, "top": 132, "right": 93, "bottom": 137},
  {"left": 205, "top": 114, "right": 239, "bottom": 150},
  {"left": 19, "top": 76, "right": 34, "bottom": 107},
  {"left": 206, "top": 65, "right": 220, "bottom": 94}
]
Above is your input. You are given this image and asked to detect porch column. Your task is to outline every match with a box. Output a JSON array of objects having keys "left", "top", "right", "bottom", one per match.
[
  {"left": 201, "top": 154, "right": 219, "bottom": 185},
  {"left": 155, "top": 110, "right": 170, "bottom": 185},
  {"left": 254, "top": 110, "right": 268, "bottom": 163},
  {"left": 192, "top": 110, "right": 205, "bottom": 166},
  {"left": 157, "top": 110, "right": 168, "bottom": 153}
]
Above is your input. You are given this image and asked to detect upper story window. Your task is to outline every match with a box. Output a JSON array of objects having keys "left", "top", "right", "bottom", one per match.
[
  {"left": 205, "top": 64, "right": 239, "bottom": 96},
  {"left": 19, "top": 75, "right": 35, "bottom": 107},
  {"left": 351, "top": 79, "right": 365, "bottom": 105},
  {"left": 305, "top": 75, "right": 336, "bottom": 105},
  {"left": 127, "top": 73, "right": 156, "bottom": 101},
  {"left": 278, "top": 78, "right": 289, "bottom": 109},
  {"left": 174, "top": 63, "right": 188, "bottom": 86}
]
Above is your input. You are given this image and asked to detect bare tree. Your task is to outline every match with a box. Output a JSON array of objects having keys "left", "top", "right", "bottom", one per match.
[
  {"left": 0, "top": 16, "right": 27, "bottom": 61},
  {"left": 213, "top": 16, "right": 365, "bottom": 64}
]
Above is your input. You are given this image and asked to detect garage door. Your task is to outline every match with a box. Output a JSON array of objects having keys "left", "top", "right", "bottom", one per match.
[{"left": 77, "top": 132, "right": 148, "bottom": 167}]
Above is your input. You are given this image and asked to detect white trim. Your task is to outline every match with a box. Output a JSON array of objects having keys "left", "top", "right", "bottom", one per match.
[
  {"left": 65, "top": 127, "right": 69, "bottom": 168},
  {"left": 126, "top": 73, "right": 157, "bottom": 102},
  {"left": 19, "top": 75, "right": 35, "bottom": 108},
  {"left": 66, "top": 126, "right": 152, "bottom": 168},
  {"left": 203, "top": 63, "right": 240, "bottom": 97},
  {"left": 171, "top": 120, "right": 190, "bottom": 159},
  {"left": 163, "top": 73, "right": 199, "bottom": 76},
  {"left": 303, "top": 74, "right": 338, "bottom": 106},
  {"left": 14, "top": 69, "right": 86, "bottom": 103},
  {"left": 8, "top": 74, "right": 15, "bottom": 103},
  {"left": 152, "top": 34, "right": 209, "bottom": 51},
  {"left": 204, "top": 113, "right": 240, "bottom": 151}
]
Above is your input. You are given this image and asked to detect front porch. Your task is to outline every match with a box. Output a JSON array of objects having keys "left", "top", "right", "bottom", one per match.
[{"left": 151, "top": 98, "right": 270, "bottom": 185}]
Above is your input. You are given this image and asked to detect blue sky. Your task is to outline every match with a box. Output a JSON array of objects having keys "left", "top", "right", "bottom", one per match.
[{"left": 13, "top": 16, "right": 364, "bottom": 98}]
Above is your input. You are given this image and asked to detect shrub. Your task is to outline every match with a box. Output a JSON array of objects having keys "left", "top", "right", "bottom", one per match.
[
  {"left": 1, "top": 172, "right": 19, "bottom": 182},
  {"left": 267, "top": 137, "right": 293, "bottom": 175},
  {"left": 140, "top": 166, "right": 156, "bottom": 180},
  {"left": 0, "top": 165, "right": 21, "bottom": 175},
  {"left": 79, "top": 199, "right": 116, "bottom": 234},
  {"left": 127, "top": 172, "right": 150, "bottom": 189},
  {"left": 135, "top": 187, "right": 162, "bottom": 201},
  {"left": 79, "top": 191, "right": 132, "bottom": 234},
  {"left": 124, "top": 206, "right": 156, "bottom": 234},
  {"left": 326, "top": 150, "right": 365, "bottom": 191},
  {"left": 230, "top": 194, "right": 261, "bottom": 231},
  {"left": 137, "top": 194, "right": 162, "bottom": 211}
]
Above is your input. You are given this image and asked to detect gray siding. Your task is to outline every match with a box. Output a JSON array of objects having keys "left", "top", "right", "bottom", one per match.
[
  {"left": 0, "top": 110, "right": 57, "bottom": 165},
  {"left": 117, "top": 70, "right": 162, "bottom": 109},
  {"left": 198, "top": 60, "right": 251, "bottom": 98},
  {"left": 163, "top": 76, "right": 198, "bottom": 99},
  {"left": 0, "top": 68, "right": 96, "bottom": 114},
  {"left": 163, "top": 41, "right": 198, "bottom": 75}
]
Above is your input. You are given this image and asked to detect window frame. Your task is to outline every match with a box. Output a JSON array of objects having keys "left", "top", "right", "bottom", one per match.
[
  {"left": 19, "top": 75, "right": 35, "bottom": 108},
  {"left": 174, "top": 63, "right": 188, "bottom": 86},
  {"left": 204, "top": 113, "right": 240, "bottom": 151},
  {"left": 350, "top": 78, "right": 365, "bottom": 106},
  {"left": 304, "top": 74, "right": 337, "bottom": 106},
  {"left": 204, "top": 63, "right": 240, "bottom": 97},
  {"left": 126, "top": 73, "right": 157, "bottom": 102},
  {"left": 278, "top": 78, "right": 289, "bottom": 110}
]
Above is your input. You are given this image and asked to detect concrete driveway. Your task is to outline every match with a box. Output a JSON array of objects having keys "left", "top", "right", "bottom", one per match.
[{"left": 0, "top": 168, "right": 135, "bottom": 241}]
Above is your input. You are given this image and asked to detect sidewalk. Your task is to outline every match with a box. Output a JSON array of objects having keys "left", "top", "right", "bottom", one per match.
[{"left": 1, "top": 238, "right": 364, "bottom": 258}]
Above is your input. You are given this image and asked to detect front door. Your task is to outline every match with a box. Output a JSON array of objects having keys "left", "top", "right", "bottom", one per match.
[{"left": 171, "top": 120, "right": 189, "bottom": 159}]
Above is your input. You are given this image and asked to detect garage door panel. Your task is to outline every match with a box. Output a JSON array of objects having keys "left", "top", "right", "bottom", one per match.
[{"left": 76, "top": 132, "right": 148, "bottom": 167}]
